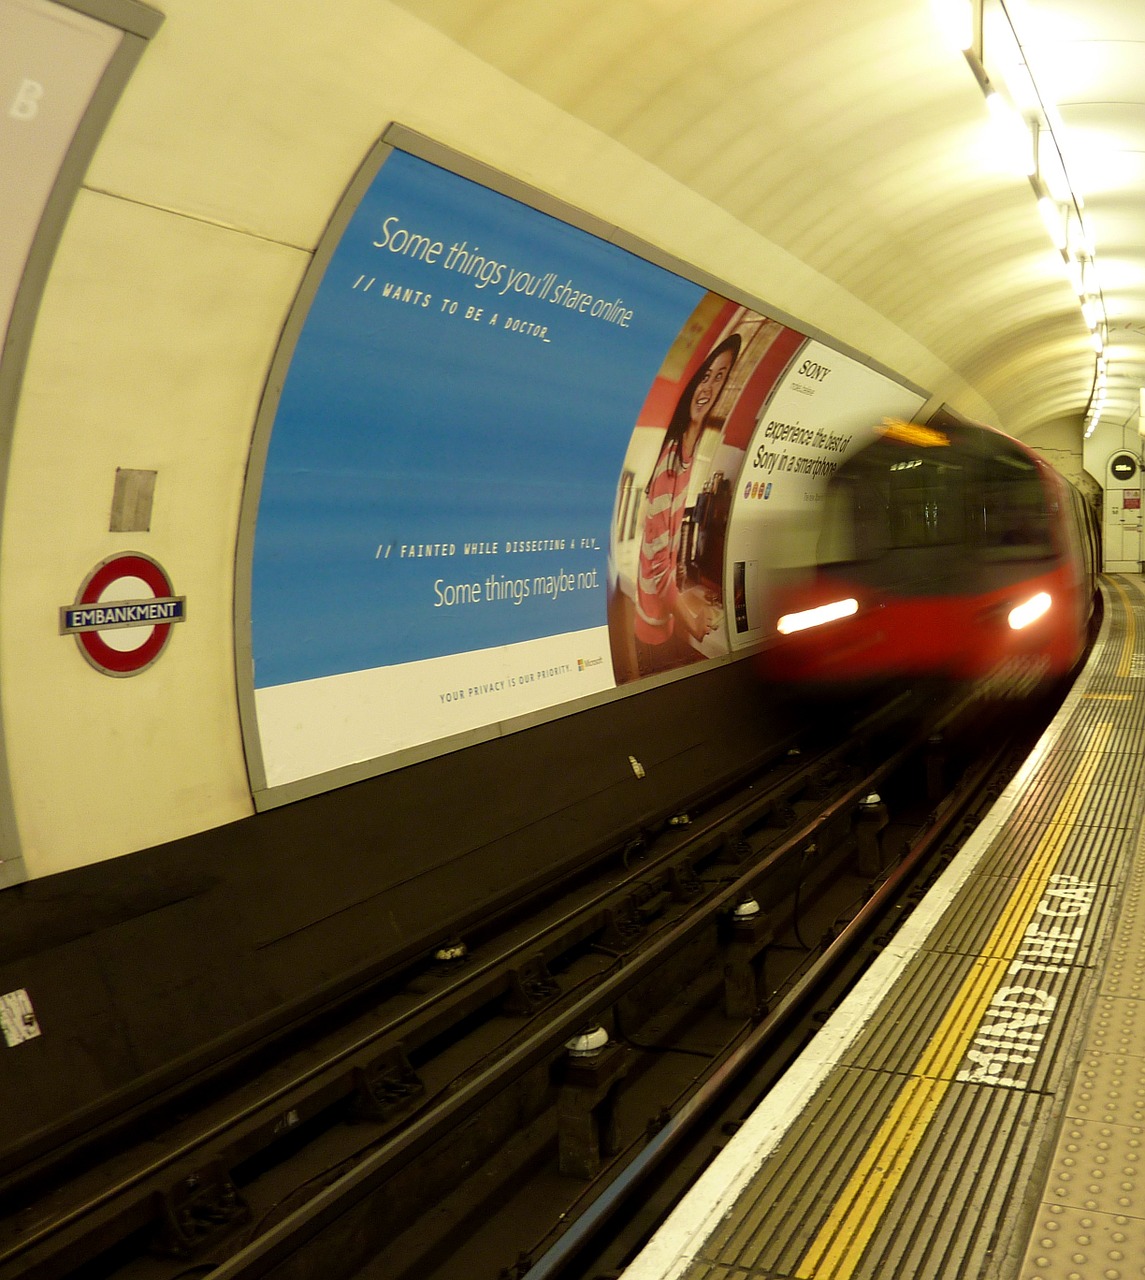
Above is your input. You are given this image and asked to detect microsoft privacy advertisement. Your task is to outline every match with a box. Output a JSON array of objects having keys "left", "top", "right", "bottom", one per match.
[{"left": 249, "top": 147, "right": 923, "bottom": 789}]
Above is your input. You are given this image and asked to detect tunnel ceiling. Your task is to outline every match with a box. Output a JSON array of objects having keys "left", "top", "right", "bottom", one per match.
[{"left": 396, "top": 0, "right": 1145, "bottom": 443}]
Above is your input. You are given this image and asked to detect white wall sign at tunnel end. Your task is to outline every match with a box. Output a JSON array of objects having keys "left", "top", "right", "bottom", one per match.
[{"left": 60, "top": 552, "right": 186, "bottom": 676}]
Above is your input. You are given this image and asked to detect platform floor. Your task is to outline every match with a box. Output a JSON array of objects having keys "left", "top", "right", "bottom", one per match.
[{"left": 623, "top": 574, "right": 1145, "bottom": 1280}]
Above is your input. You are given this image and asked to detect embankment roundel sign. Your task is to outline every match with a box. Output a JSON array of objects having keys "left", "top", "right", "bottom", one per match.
[{"left": 60, "top": 553, "right": 186, "bottom": 676}]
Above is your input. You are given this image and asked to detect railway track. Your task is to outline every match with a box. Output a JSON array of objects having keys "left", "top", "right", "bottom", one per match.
[{"left": 0, "top": 687, "right": 1056, "bottom": 1280}]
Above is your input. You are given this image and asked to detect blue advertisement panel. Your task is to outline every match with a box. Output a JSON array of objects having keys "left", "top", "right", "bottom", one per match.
[
  {"left": 249, "top": 146, "right": 924, "bottom": 790},
  {"left": 253, "top": 149, "right": 708, "bottom": 689},
  {"left": 252, "top": 148, "right": 717, "bottom": 785}
]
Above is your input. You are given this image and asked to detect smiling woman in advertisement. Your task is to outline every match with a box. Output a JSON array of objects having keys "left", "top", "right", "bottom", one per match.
[{"left": 634, "top": 332, "right": 741, "bottom": 677}]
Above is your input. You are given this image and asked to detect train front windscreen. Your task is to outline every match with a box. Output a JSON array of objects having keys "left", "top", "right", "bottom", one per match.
[{"left": 816, "top": 429, "right": 1058, "bottom": 597}]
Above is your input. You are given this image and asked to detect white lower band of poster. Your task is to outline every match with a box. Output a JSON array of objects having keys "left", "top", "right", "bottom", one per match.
[{"left": 254, "top": 626, "right": 616, "bottom": 788}]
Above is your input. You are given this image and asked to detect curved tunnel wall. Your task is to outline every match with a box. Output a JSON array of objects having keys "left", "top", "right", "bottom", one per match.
[
  {"left": 1, "top": 1, "right": 1002, "bottom": 884},
  {"left": 0, "top": 0, "right": 1100, "bottom": 1157}
]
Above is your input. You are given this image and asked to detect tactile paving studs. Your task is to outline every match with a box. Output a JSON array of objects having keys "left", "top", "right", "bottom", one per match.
[
  {"left": 1068, "top": 1050, "right": 1145, "bottom": 1128},
  {"left": 1100, "top": 864, "right": 1145, "bottom": 1000},
  {"left": 1085, "top": 997, "right": 1145, "bottom": 1056},
  {"left": 1036, "top": 1118, "right": 1145, "bottom": 1218},
  {"left": 1019, "top": 1204, "right": 1145, "bottom": 1280}
]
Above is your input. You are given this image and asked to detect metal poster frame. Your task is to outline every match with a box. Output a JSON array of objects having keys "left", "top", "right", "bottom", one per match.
[{"left": 236, "top": 123, "right": 931, "bottom": 811}]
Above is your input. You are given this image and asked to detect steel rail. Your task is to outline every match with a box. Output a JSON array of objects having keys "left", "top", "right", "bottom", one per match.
[
  {"left": 177, "top": 745, "right": 918, "bottom": 1280},
  {"left": 521, "top": 746, "right": 1006, "bottom": 1280},
  {"left": 0, "top": 739, "right": 844, "bottom": 1275}
]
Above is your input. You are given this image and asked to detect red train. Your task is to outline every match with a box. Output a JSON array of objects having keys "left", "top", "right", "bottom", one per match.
[{"left": 760, "top": 414, "right": 1101, "bottom": 697}]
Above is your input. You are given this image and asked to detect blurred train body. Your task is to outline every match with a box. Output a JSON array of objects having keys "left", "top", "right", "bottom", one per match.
[{"left": 760, "top": 415, "right": 1101, "bottom": 698}]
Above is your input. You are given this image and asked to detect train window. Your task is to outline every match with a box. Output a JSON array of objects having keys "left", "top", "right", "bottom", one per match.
[
  {"left": 817, "top": 475, "right": 881, "bottom": 562},
  {"left": 817, "top": 449, "right": 966, "bottom": 563},
  {"left": 976, "top": 451, "right": 1054, "bottom": 560},
  {"left": 818, "top": 482, "right": 853, "bottom": 562},
  {"left": 886, "top": 459, "right": 966, "bottom": 547}
]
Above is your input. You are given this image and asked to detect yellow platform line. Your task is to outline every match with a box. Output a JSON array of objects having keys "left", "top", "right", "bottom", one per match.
[
  {"left": 1107, "top": 575, "right": 1136, "bottom": 679},
  {"left": 795, "top": 722, "right": 1111, "bottom": 1279}
]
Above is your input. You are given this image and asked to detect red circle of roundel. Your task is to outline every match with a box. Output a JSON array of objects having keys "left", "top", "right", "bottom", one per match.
[{"left": 75, "top": 553, "right": 176, "bottom": 675}]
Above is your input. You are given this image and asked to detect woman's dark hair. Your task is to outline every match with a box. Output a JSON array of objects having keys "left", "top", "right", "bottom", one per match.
[{"left": 660, "top": 331, "right": 742, "bottom": 461}]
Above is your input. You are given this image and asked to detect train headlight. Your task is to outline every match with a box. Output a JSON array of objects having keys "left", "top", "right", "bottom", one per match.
[
  {"left": 1008, "top": 591, "right": 1051, "bottom": 630},
  {"left": 777, "top": 597, "right": 859, "bottom": 635}
]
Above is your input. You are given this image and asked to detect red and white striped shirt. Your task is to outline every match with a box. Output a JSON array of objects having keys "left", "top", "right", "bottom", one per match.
[{"left": 635, "top": 441, "right": 692, "bottom": 644}]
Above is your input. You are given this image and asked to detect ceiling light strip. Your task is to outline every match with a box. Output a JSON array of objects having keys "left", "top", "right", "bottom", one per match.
[{"left": 935, "top": 0, "right": 1109, "bottom": 433}]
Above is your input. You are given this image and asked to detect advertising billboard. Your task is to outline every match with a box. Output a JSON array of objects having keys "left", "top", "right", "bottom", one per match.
[{"left": 247, "top": 143, "right": 925, "bottom": 793}]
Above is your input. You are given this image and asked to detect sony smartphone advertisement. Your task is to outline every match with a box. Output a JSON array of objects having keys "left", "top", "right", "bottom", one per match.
[{"left": 248, "top": 146, "right": 924, "bottom": 790}]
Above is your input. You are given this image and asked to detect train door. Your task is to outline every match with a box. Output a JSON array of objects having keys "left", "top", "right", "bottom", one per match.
[{"left": 1103, "top": 452, "right": 1142, "bottom": 572}]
